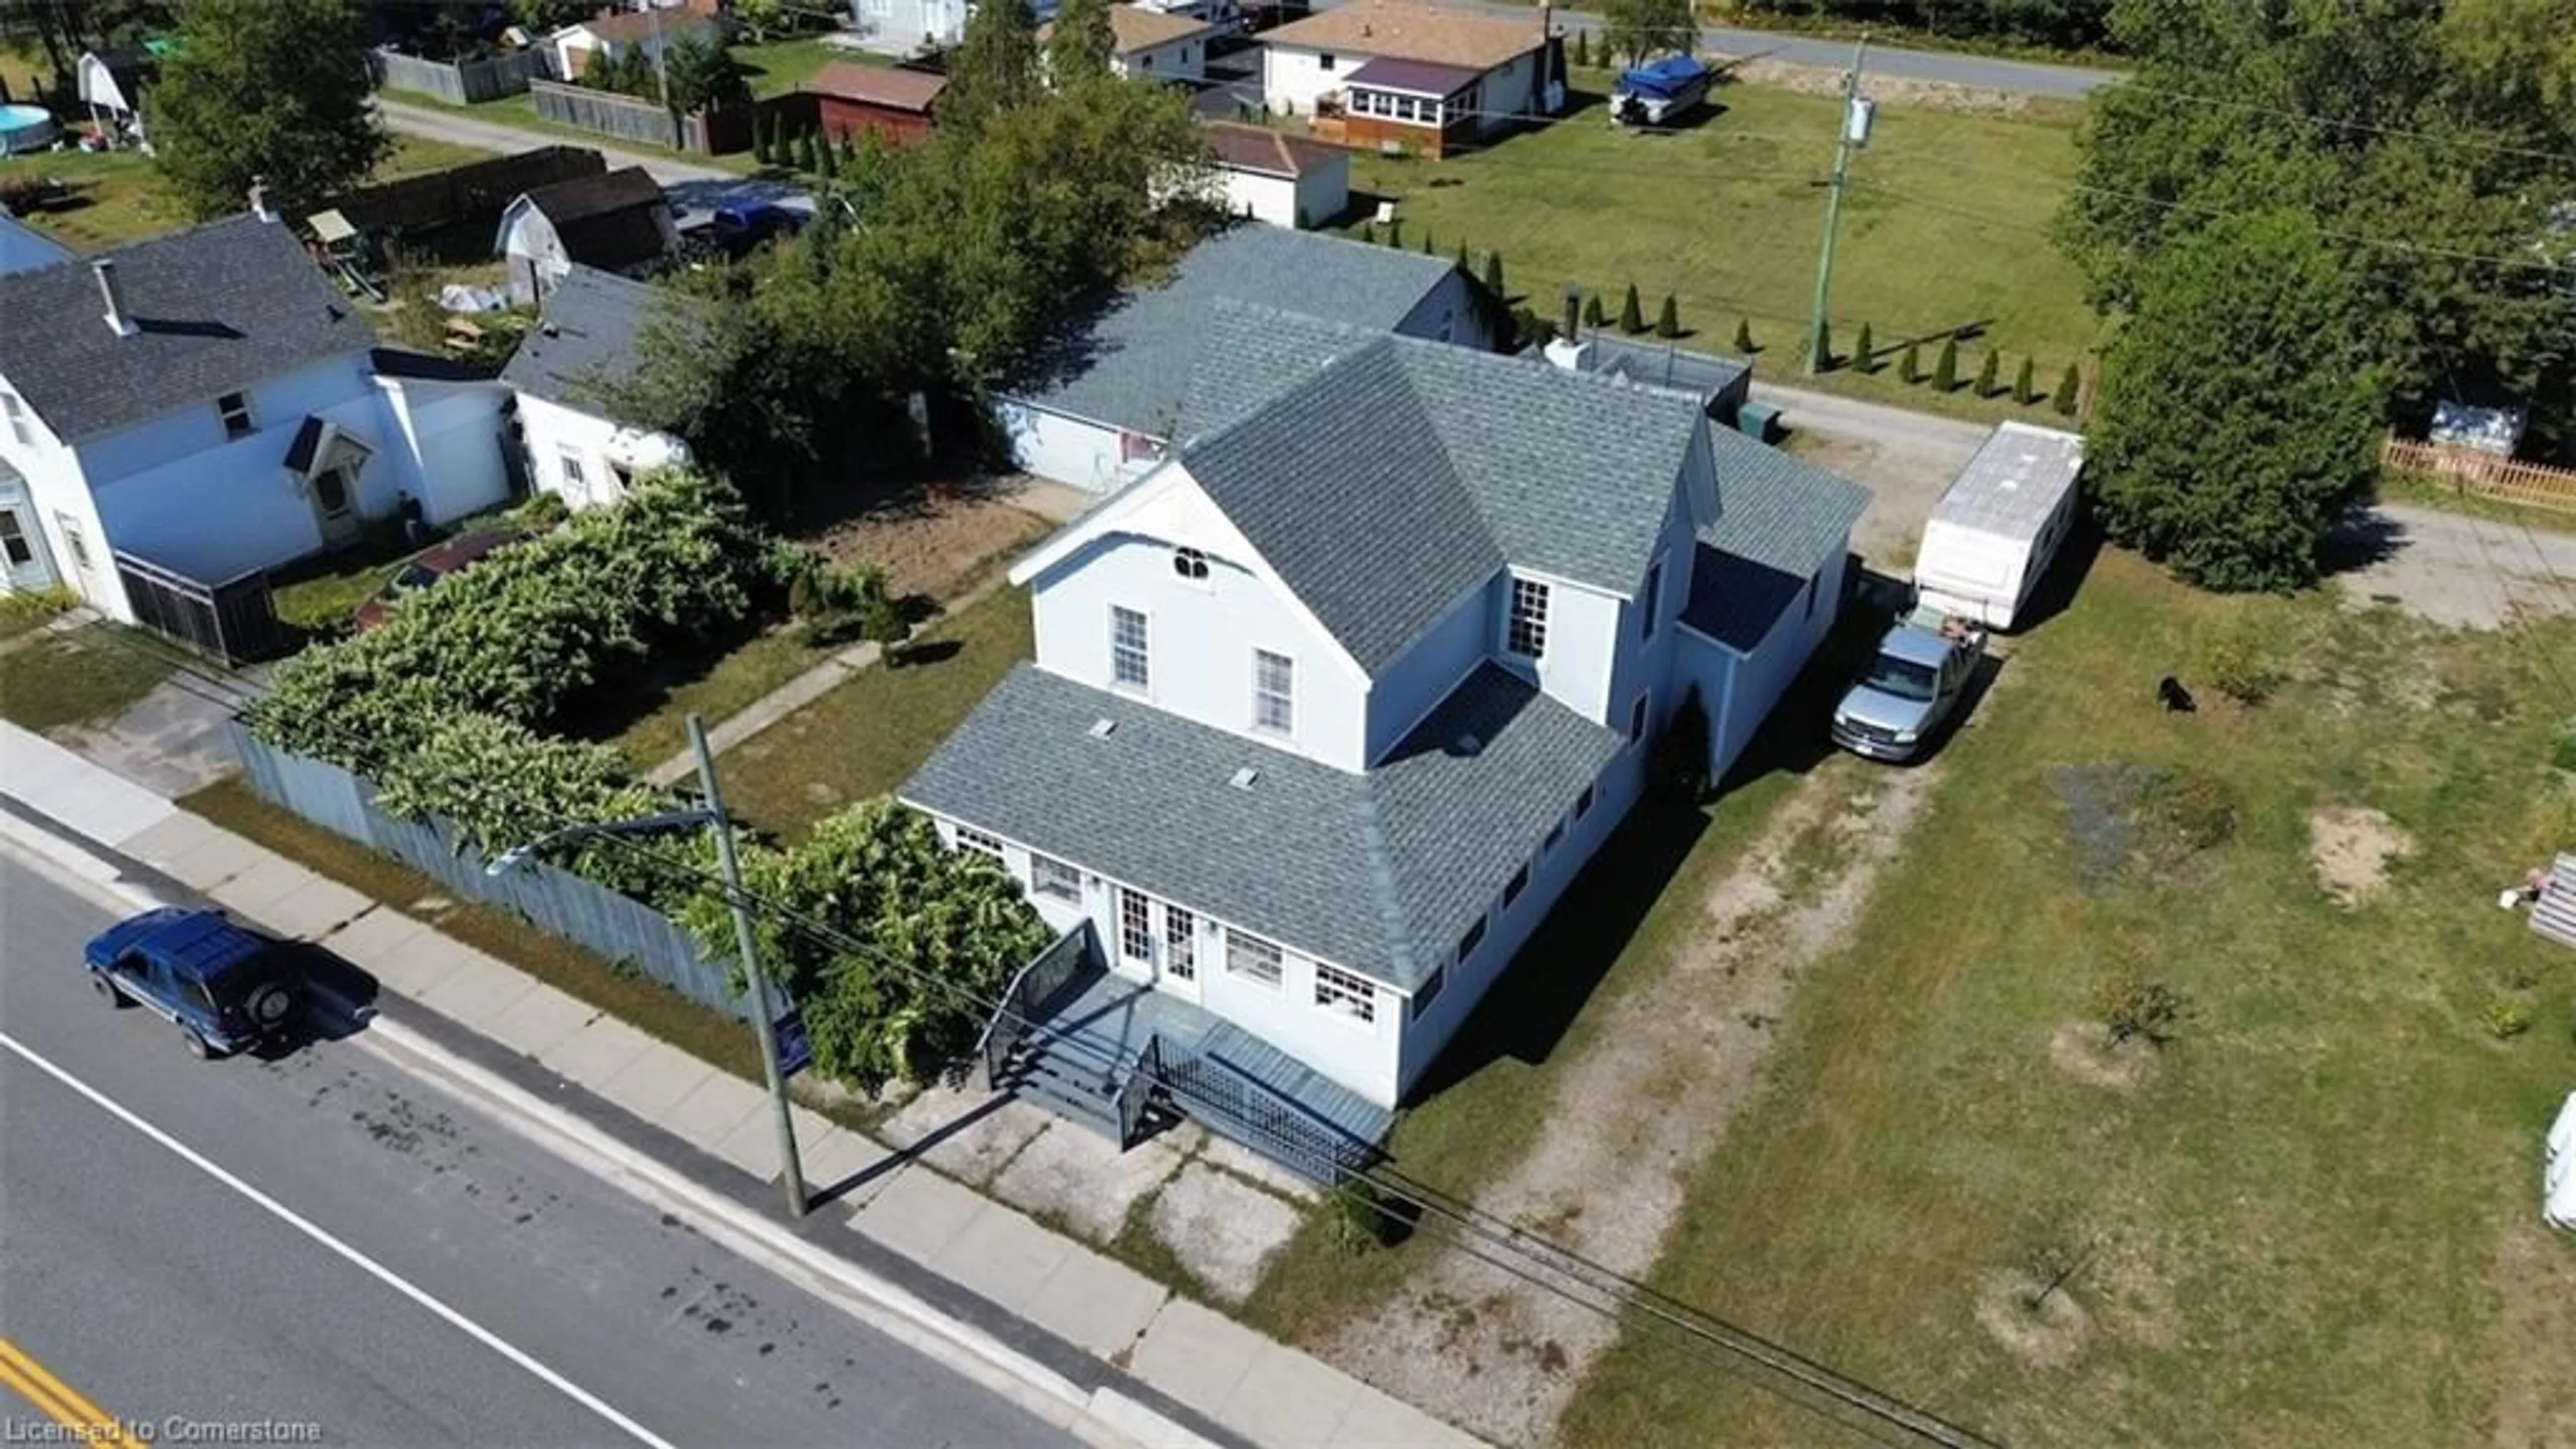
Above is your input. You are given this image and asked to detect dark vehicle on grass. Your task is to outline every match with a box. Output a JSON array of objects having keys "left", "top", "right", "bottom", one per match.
[
  {"left": 84, "top": 908, "right": 306, "bottom": 1059},
  {"left": 353, "top": 528, "right": 519, "bottom": 632}
]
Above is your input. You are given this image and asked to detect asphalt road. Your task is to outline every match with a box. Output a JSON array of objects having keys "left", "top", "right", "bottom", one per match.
[{"left": 0, "top": 855, "right": 1077, "bottom": 1449}]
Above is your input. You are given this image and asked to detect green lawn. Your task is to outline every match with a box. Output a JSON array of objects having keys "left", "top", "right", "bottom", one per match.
[
  {"left": 604, "top": 623, "right": 845, "bottom": 773},
  {"left": 734, "top": 36, "right": 885, "bottom": 98},
  {"left": 0, "top": 623, "right": 177, "bottom": 732},
  {"left": 1, "top": 133, "right": 496, "bottom": 252},
  {"left": 1338, "top": 72, "right": 2104, "bottom": 419},
  {"left": 0, "top": 589, "right": 72, "bottom": 643},
  {"left": 718, "top": 587, "right": 1036, "bottom": 842},
  {"left": 1548, "top": 551, "right": 2576, "bottom": 1448}
]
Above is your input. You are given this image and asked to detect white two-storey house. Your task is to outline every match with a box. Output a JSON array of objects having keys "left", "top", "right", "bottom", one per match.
[
  {"left": 904, "top": 303, "right": 1868, "bottom": 1133},
  {"left": 0, "top": 213, "right": 512, "bottom": 621}
]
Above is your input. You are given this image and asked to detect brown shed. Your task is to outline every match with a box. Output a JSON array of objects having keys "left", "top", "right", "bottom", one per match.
[{"left": 808, "top": 63, "right": 947, "bottom": 148}]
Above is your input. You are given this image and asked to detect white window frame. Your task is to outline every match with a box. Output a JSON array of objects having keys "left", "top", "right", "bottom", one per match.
[
  {"left": 1030, "top": 853, "right": 1082, "bottom": 903},
  {"left": 1, "top": 392, "right": 30, "bottom": 447},
  {"left": 560, "top": 449, "right": 588, "bottom": 490},
  {"left": 1226, "top": 928, "right": 1283, "bottom": 989},
  {"left": 53, "top": 511, "right": 89, "bottom": 572},
  {"left": 1118, "top": 886, "right": 1155, "bottom": 963},
  {"left": 216, "top": 391, "right": 254, "bottom": 440},
  {"left": 1252, "top": 649, "right": 1293, "bottom": 735},
  {"left": 1171, "top": 545, "right": 1211, "bottom": 583},
  {"left": 1640, "top": 558, "right": 1664, "bottom": 642},
  {"left": 0, "top": 509, "right": 30, "bottom": 568},
  {"left": 1314, "top": 961, "right": 1377, "bottom": 1025},
  {"left": 1165, "top": 902, "right": 1197, "bottom": 981},
  {"left": 1507, "top": 577, "right": 1549, "bottom": 658},
  {"left": 954, "top": 826, "right": 1004, "bottom": 861},
  {"left": 1110, "top": 604, "right": 1150, "bottom": 693}
]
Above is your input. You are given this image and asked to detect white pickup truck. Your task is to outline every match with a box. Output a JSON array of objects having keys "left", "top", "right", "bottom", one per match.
[{"left": 1829, "top": 604, "right": 1988, "bottom": 763}]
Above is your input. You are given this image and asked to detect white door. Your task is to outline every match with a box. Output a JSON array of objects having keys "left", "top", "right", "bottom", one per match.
[
  {"left": 0, "top": 499, "right": 57, "bottom": 595},
  {"left": 1116, "top": 886, "right": 1201, "bottom": 1002}
]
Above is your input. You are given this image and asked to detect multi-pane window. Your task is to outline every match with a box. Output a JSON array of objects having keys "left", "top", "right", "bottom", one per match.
[
  {"left": 1, "top": 392, "right": 29, "bottom": 446},
  {"left": 1411, "top": 967, "right": 1446, "bottom": 1021},
  {"left": 561, "top": 450, "right": 587, "bottom": 488},
  {"left": 1629, "top": 691, "right": 1650, "bottom": 745},
  {"left": 1253, "top": 649, "right": 1293, "bottom": 734},
  {"left": 1165, "top": 904, "right": 1197, "bottom": 980},
  {"left": 1030, "top": 853, "right": 1082, "bottom": 902},
  {"left": 1507, "top": 578, "right": 1549, "bottom": 657},
  {"left": 1119, "top": 887, "right": 1155, "bottom": 963},
  {"left": 1315, "top": 963, "right": 1377, "bottom": 1024},
  {"left": 1504, "top": 863, "right": 1530, "bottom": 908},
  {"left": 216, "top": 391, "right": 253, "bottom": 440},
  {"left": 1640, "top": 560, "right": 1664, "bottom": 641},
  {"left": 1111, "top": 605, "right": 1150, "bottom": 690},
  {"left": 1456, "top": 916, "right": 1487, "bottom": 964},
  {"left": 955, "top": 826, "right": 1004, "bottom": 861},
  {"left": 1226, "top": 928, "right": 1283, "bottom": 988},
  {"left": 0, "top": 511, "right": 30, "bottom": 567}
]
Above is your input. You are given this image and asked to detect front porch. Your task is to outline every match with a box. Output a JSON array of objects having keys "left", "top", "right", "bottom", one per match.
[{"left": 983, "top": 926, "right": 1394, "bottom": 1183}]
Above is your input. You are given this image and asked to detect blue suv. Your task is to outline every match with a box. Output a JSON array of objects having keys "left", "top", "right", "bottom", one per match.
[{"left": 85, "top": 908, "right": 305, "bottom": 1059}]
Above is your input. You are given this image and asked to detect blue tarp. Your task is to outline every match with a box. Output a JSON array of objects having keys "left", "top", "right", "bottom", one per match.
[{"left": 1617, "top": 55, "right": 1710, "bottom": 100}]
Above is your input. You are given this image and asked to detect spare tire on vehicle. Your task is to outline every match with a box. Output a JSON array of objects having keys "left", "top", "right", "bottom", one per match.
[{"left": 247, "top": 983, "right": 294, "bottom": 1029}]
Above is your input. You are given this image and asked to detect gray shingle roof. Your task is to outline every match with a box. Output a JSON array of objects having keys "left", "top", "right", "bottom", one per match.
[
  {"left": 1164, "top": 303, "right": 1705, "bottom": 670},
  {"left": 1683, "top": 425, "right": 1870, "bottom": 649},
  {"left": 498, "top": 265, "right": 694, "bottom": 421},
  {"left": 0, "top": 216, "right": 374, "bottom": 443},
  {"left": 1004, "top": 225, "right": 1460, "bottom": 435},
  {"left": 901, "top": 661, "right": 1621, "bottom": 991}
]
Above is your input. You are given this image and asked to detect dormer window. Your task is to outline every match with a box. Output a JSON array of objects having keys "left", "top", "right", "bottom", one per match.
[
  {"left": 1172, "top": 546, "right": 1210, "bottom": 581},
  {"left": 1507, "top": 578, "right": 1549, "bottom": 658}
]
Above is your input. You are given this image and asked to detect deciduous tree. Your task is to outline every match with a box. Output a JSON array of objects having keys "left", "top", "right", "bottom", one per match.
[
  {"left": 146, "top": 0, "right": 388, "bottom": 221},
  {"left": 942, "top": 0, "right": 1038, "bottom": 138},
  {"left": 1600, "top": 0, "right": 1694, "bottom": 68},
  {"left": 1044, "top": 0, "right": 1115, "bottom": 84}
]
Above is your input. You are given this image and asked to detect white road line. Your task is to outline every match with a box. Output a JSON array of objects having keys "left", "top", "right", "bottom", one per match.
[{"left": 0, "top": 1032, "right": 680, "bottom": 1449}]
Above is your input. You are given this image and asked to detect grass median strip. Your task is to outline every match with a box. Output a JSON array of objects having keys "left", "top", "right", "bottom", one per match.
[{"left": 0, "top": 624, "right": 178, "bottom": 734}]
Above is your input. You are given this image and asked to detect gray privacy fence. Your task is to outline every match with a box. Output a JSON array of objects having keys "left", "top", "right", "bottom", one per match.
[
  {"left": 370, "top": 47, "right": 555, "bottom": 105},
  {"left": 531, "top": 78, "right": 684, "bottom": 150},
  {"left": 227, "top": 721, "right": 756, "bottom": 1022}
]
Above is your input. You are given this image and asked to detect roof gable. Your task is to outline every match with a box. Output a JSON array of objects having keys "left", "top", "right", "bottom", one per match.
[
  {"left": 498, "top": 264, "right": 699, "bottom": 422},
  {"left": 0, "top": 215, "right": 373, "bottom": 443}
]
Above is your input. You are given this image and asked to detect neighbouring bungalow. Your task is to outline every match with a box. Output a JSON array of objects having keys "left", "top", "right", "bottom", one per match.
[
  {"left": 547, "top": 3, "right": 725, "bottom": 80},
  {"left": 808, "top": 61, "right": 947, "bottom": 148},
  {"left": 497, "top": 265, "right": 698, "bottom": 514},
  {"left": 1199, "top": 121, "right": 1349, "bottom": 229},
  {"left": 1259, "top": 0, "right": 1564, "bottom": 159}
]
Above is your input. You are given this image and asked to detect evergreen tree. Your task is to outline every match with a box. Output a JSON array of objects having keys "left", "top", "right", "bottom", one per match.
[
  {"left": 1360, "top": 219, "right": 1376, "bottom": 244},
  {"left": 1571, "top": 28, "right": 1589, "bottom": 67},
  {"left": 1854, "top": 321, "right": 1874, "bottom": 372},
  {"left": 1733, "top": 317, "right": 1754, "bottom": 354},
  {"left": 1385, "top": 218, "right": 1403, "bottom": 248},
  {"left": 1585, "top": 292, "right": 1606, "bottom": 329},
  {"left": 1419, "top": 228, "right": 1434, "bottom": 256},
  {"left": 1482, "top": 251, "right": 1505, "bottom": 298},
  {"left": 1933, "top": 336, "right": 1960, "bottom": 390},
  {"left": 1454, "top": 238, "right": 1468, "bottom": 270},
  {"left": 1654, "top": 292, "right": 1679, "bottom": 339},
  {"left": 1976, "top": 350, "right": 1999, "bottom": 398},
  {"left": 2014, "top": 356, "right": 2037, "bottom": 405},
  {"left": 1618, "top": 282, "right": 1643, "bottom": 334},
  {"left": 2053, "top": 362, "right": 2081, "bottom": 415},
  {"left": 1900, "top": 340, "right": 1922, "bottom": 384},
  {"left": 943, "top": 0, "right": 1038, "bottom": 138}
]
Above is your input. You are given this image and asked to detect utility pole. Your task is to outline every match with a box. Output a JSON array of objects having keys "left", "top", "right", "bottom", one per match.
[
  {"left": 1804, "top": 35, "right": 1870, "bottom": 376},
  {"left": 691, "top": 712, "right": 808, "bottom": 1219}
]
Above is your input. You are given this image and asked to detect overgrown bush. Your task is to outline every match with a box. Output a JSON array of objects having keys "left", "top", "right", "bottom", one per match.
[
  {"left": 2096, "top": 979, "right": 2190, "bottom": 1046},
  {"left": 2203, "top": 625, "right": 2282, "bottom": 706},
  {"left": 2550, "top": 718, "right": 2576, "bottom": 771},
  {"left": 1326, "top": 1177, "right": 1391, "bottom": 1256},
  {"left": 512, "top": 490, "right": 571, "bottom": 533},
  {"left": 2481, "top": 998, "right": 2534, "bottom": 1040},
  {"left": 679, "top": 799, "right": 1053, "bottom": 1091}
]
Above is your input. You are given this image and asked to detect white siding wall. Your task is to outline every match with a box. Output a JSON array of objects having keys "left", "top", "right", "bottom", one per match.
[
  {"left": 0, "top": 372, "right": 107, "bottom": 610},
  {"left": 377, "top": 377, "right": 513, "bottom": 525},
  {"left": 516, "top": 394, "right": 628, "bottom": 511},
  {"left": 1364, "top": 576, "right": 1489, "bottom": 762},
  {"left": 1495, "top": 566, "right": 1623, "bottom": 727},
  {"left": 1598, "top": 492, "right": 1697, "bottom": 753},
  {"left": 499, "top": 205, "right": 565, "bottom": 306},
  {"left": 995, "top": 398, "right": 1146, "bottom": 494},
  {"left": 1390, "top": 267, "right": 1490, "bottom": 350},
  {"left": 1392, "top": 722, "right": 1648, "bottom": 1095},
  {"left": 1027, "top": 523, "right": 1368, "bottom": 771},
  {"left": 1218, "top": 170, "right": 1300, "bottom": 227},
  {"left": 1469, "top": 49, "right": 1538, "bottom": 133},
  {"left": 1260, "top": 44, "right": 1345, "bottom": 115},
  {"left": 1115, "top": 34, "right": 1204, "bottom": 80},
  {"left": 929, "top": 818, "right": 1403, "bottom": 1104},
  {"left": 1294, "top": 157, "right": 1352, "bottom": 229}
]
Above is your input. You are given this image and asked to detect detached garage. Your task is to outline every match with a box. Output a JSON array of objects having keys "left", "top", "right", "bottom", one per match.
[{"left": 1203, "top": 122, "right": 1350, "bottom": 229}]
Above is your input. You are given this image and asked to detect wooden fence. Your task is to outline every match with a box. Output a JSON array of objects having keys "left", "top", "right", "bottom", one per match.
[
  {"left": 328, "top": 145, "right": 605, "bottom": 234},
  {"left": 227, "top": 721, "right": 758, "bottom": 1023},
  {"left": 370, "top": 46, "right": 554, "bottom": 105},
  {"left": 526, "top": 78, "right": 784, "bottom": 156},
  {"left": 2384, "top": 437, "right": 2576, "bottom": 517}
]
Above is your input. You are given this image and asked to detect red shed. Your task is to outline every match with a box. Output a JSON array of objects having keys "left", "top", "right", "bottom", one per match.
[{"left": 808, "top": 63, "right": 946, "bottom": 148}]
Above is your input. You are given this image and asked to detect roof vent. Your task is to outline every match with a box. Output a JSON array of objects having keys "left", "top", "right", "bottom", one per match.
[
  {"left": 1089, "top": 717, "right": 1118, "bottom": 739},
  {"left": 1229, "top": 767, "right": 1260, "bottom": 790},
  {"left": 1452, "top": 733, "right": 1483, "bottom": 756}
]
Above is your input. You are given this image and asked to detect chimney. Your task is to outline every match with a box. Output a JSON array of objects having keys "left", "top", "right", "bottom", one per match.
[
  {"left": 93, "top": 260, "right": 137, "bottom": 337},
  {"left": 1558, "top": 283, "right": 1580, "bottom": 340},
  {"left": 248, "top": 175, "right": 278, "bottom": 223}
]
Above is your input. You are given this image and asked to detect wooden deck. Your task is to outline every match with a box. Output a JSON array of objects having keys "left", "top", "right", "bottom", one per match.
[{"left": 1028, "top": 967, "right": 1395, "bottom": 1176}]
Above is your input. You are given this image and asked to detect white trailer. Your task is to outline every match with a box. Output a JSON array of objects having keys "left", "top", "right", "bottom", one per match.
[{"left": 1913, "top": 420, "right": 2086, "bottom": 632}]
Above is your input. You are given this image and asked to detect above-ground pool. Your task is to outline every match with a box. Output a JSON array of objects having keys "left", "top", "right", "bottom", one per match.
[{"left": 0, "top": 104, "right": 58, "bottom": 156}]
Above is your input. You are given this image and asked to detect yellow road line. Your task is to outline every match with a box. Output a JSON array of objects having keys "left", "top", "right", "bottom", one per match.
[{"left": 0, "top": 1338, "right": 131, "bottom": 1444}]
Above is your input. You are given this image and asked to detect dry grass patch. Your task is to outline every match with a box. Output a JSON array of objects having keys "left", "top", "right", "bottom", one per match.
[{"left": 2308, "top": 804, "right": 2414, "bottom": 909}]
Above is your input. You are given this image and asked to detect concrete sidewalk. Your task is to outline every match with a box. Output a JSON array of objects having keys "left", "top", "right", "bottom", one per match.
[{"left": 0, "top": 720, "right": 1477, "bottom": 1449}]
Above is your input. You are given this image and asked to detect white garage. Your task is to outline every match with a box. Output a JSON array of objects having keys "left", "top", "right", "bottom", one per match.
[{"left": 1203, "top": 122, "right": 1350, "bottom": 229}]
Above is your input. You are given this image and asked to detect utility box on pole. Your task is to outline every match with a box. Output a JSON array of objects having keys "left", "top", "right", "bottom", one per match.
[{"left": 1845, "top": 96, "right": 1876, "bottom": 146}]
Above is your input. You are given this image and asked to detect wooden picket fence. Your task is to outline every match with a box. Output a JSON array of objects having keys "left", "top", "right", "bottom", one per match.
[{"left": 2383, "top": 437, "right": 2576, "bottom": 517}]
